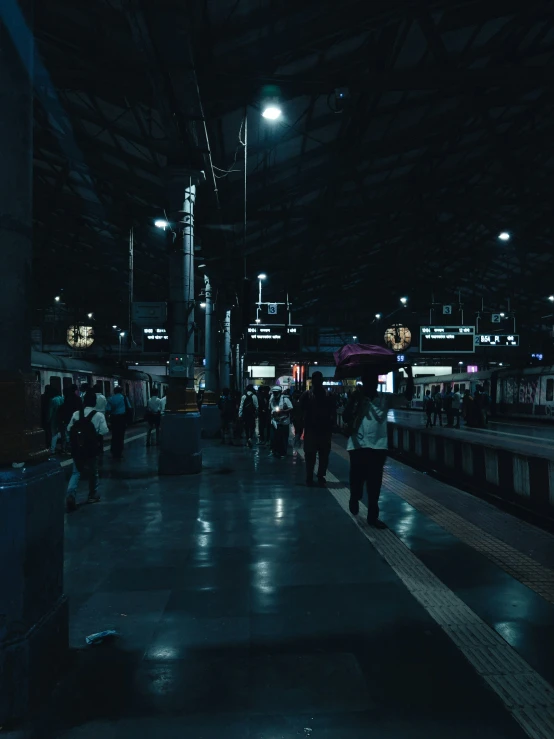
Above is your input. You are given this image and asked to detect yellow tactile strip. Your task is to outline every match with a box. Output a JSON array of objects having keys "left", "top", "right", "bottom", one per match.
[
  {"left": 299, "top": 448, "right": 554, "bottom": 739},
  {"left": 331, "top": 442, "right": 554, "bottom": 606}
]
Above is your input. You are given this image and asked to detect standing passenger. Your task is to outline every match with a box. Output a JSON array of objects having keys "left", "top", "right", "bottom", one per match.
[
  {"left": 49, "top": 387, "right": 64, "bottom": 454},
  {"left": 443, "top": 385, "right": 454, "bottom": 427},
  {"left": 146, "top": 389, "right": 163, "bottom": 446},
  {"left": 93, "top": 382, "right": 108, "bottom": 414},
  {"left": 300, "top": 371, "right": 335, "bottom": 486},
  {"left": 433, "top": 389, "right": 443, "bottom": 427},
  {"left": 451, "top": 384, "right": 461, "bottom": 429},
  {"left": 257, "top": 385, "right": 270, "bottom": 445},
  {"left": 269, "top": 386, "right": 293, "bottom": 458},
  {"left": 424, "top": 390, "right": 434, "bottom": 428},
  {"left": 239, "top": 384, "right": 258, "bottom": 448},
  {"left": 344, "top": 366, "right": 413, "bottom": 528},
  {"left": 106, "top": 385, "right": 129, "bottom": 459}
]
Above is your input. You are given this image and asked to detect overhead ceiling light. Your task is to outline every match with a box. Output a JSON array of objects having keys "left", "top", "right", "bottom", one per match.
[
  {"left": 258, "top": 273, "right": 267, "bottom": 280},
  {"left": 498, "top": 231, "right": 510, "bottom": 241},
  {"left": 500, "top": 312, "right": 505, "bottom": 317},
  {"left": 261, "top": 106, "right": 281, "bottom": 121},
  {"left": 119, "top": 331, "right": 125, "bottom": 337},
  {"left": 200, "top": 302, "right": 206, "bottom": 308},
  {"left": 197, "top": 263, "right": 207, "bottom": 269},
  {"left": 400, "top": 297, "right": 408, "bottom": 304},
  {"left": 54, "top": 296, "right": 61, "bottom": 302},
  {"left": 155, "top": 219, "right": 169, "bottom": 229},
  {"left": 87, "top": 312, "right": 93, "bottom": 318},
  {"left": 375, "top": 313, "right": 381, "bottom": 319},
  {"left": 548, "top": 296, "right": 554, "bottom": 302}
]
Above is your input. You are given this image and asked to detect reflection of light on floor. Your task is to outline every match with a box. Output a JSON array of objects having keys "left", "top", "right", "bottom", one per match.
[
  {"left": 252, "top": 560, "right": 275, "bottom": 594},
  {"left": 196, "top": 517, "right": 212, "bottom": 533},
  {"left": 195, "top": 534, "right": 210, "bottom": 548},
  {"left": 494, "top": 621, "right": 523, "bottom": 649},
  {"left": 275, "top": 498, "right": 285, "bottom": 520},
  {"left": 147, "top": 645, "right": 180, "bottom": 660}
]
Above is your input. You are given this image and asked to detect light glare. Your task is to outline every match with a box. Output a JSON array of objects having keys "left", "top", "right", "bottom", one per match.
[
  {"left": 258, "top": 273, "right": 267, "bottom": 280},
  {"left": 155, "top": 219, "right": 169, "bottom": 229},
  {"left": 262, "top": 106, "right": 281, "bottom": 121},
  {"left": 498, "top": 232, "right": 510, "bottom": 241}
]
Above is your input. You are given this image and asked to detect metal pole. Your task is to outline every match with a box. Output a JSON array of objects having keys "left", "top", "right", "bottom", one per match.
[
  {"left": 128, "top": 227, "right": 134, "bottom": 347},
  {"left": 204, "top": 274, "right": 215, "bottom": 392},
  {"left": 221, "top": 309, "right": 231, "bottom": 388},
  {"left": 235, "top": 342, "right": 241, "bottom": 392},
  {"left": 182, "top": 175, "right": 196, "bottom": 382}
]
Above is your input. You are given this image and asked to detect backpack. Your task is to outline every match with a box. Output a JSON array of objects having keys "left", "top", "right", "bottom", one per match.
[
  {"left": 242, "top": 394, "right": 255, "bottom": 417},
  {"left": 70, "top": 410, "right": 98, "bottom": 460}
]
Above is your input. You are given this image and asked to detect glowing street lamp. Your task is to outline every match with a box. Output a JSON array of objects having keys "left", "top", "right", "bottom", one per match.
[{"left": 400, "top": 297, "right": 408, "bottom": 305}]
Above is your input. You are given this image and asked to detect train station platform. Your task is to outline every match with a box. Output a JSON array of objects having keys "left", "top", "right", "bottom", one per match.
[
  {"left": 386, "top": 410, "right": 554, "bottom": 521},
  {"left": 12, "top": 431, "right": 554, "bottom": 739}
]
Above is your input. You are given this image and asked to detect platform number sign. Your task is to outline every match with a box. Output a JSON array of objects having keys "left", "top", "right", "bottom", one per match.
[
  {"left": 267, "top": 303, "right": 278, "bottom": 315},
  {"left": 443, "top": 305, "right": 452, "bottom": 315},
  {"left": 491, "top": 314, "right": 501, "bottom": 323}
]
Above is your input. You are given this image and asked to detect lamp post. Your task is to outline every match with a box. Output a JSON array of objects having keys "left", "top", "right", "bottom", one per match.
[
  {"left": 257, "top": 273, "right": 267, "bottom": 320},
  {"left": 119, "top": 331, "right": 125, "bottom": 361}
]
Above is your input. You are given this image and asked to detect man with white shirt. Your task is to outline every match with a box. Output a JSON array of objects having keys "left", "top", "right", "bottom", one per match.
[
  {"left": 344, "top": 365, "right": 413, "bottom": 528},
  {"left": 451, "top": 383, "right": 462, "bottom": 429},
  {"left": 93, "top": 382, "right": 108, "bottom": 414},
  {"left": 146, "top": 389, "right": 163, "bottom": 446},
  {"left": 66, "top": 390, "right": 109, "bottom": 512}
]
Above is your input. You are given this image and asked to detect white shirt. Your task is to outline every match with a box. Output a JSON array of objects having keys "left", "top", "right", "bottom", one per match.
[
  {"left": 346, "top": 392, "right": 390, "bottom": 451},
  {"left": 160, "top": 396, "right": 167, "bottom": 412},
  {"left": 270, "top": 395, "right": 293, "bottom": 426},
  {"left": 147, "top": 397, "right": 163, "bottom": 413},
  {"left": 239, "top": 391, "right": 259, "bottom": 417},
  {"left": 67, "top": 407, "right": 109, "bottom": 436},
  {"left": 94, "top": 393, "right": 107, "bottom": 414},
  {"left": 452, "top": 392, "right": 461, "bottom": 411}
]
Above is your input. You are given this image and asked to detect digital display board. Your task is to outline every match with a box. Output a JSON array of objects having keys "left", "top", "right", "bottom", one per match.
[
  {"left": 420, "top": 326, "right": 475, "bottom": 354},
  {"left": 247, "top": 324, "right": 302, "bottom": 353},
  {"left": 143, "top": 328, "right": 169, "bottom": 350},
  {"left": 475, "top": 334, "right": 519, "bottom": 347}
]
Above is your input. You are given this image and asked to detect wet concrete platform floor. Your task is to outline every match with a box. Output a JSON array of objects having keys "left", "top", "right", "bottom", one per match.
[{"left": 21, "top": 434, "right": 554, "bottom": 738}]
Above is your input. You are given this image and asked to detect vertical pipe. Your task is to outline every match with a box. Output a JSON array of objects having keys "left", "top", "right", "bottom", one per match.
[
  {"left": 221, "top": 309, "right": 231, "bottom": 388},
  {"left": 235, "top": 342, "right": 240, "bottom": 392},
  {"left": 182, "top": 176, "right": 196, "bottom": 382},
  {"left": 204, "top": 274, "right": 215, "bottom": 392},
  {"left": 243, "top": 110, "right": 248, "bottom": 279}
]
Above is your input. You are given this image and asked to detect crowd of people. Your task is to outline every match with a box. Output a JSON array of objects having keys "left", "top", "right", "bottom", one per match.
[
  {"left": 218, "top": 367, "right": 415, "bottom": 529},
  {"left": 423, "top": 384, "right": 490, "bottom": 429}
]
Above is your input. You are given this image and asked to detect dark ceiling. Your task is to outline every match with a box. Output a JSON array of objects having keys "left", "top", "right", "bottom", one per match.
[{"left": 31, "top": 0, "right": 554, "bottom": 334}]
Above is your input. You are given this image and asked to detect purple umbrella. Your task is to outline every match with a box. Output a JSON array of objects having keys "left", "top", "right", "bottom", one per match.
[{"left": 333, "top": 343, "right": 397, "bottom": 379}]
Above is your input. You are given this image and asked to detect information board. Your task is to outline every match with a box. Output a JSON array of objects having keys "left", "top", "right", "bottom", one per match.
[
  {"left": 247, "top": 324, "right": 302, "bottom": 353},
  {"left": 475, "top": 334, "right": 519, "bottom": 347},
  {"left": 143, "top": 327, "right": 169, "bottom": 350},
  {"left": 420, "top": 326, "right": 475, "bottom": 354}
]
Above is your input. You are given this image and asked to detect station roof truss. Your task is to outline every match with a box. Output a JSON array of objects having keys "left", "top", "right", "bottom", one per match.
[{"left": 31, "top": 0, "right": 554, "bottom": 332}]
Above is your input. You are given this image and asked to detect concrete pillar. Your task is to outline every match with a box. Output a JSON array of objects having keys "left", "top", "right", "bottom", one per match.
[
  {"left": 159, "top": 168, "right": 205, "bottom": 475},
  {"left": 220, "top": 309, "right": 231, "bottom": 389},
  {"left": 0, "top": 2, "right": 67, "bottom": 721}
]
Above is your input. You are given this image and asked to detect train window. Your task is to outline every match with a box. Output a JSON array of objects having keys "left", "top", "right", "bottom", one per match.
[
  {"left": 104, "top": 381, "right": 111, "bottom": 396},
  {"left": 62, "top": 377, "right": 72, "bottom": 390},
  {"left": 547, "top": 379, "right": 554, "bottom": 402},
  {"left": 50, "top": 375, "right": 62, "bottom": 394}
]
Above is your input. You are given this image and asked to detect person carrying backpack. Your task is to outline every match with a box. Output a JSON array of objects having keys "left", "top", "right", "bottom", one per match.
[
  {"left": 66, "top": 390, "right": 109, "bottom": 512},
  {"left": 239, "top": 384, "right": 258, "bottom": 448}
]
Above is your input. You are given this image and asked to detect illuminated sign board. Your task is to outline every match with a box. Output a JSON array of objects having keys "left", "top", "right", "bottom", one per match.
[
  {"left": 475, "top": 334, "right": 519, "bottom": 347},
  {"left": 247, "top": 324, "right": 302, "bottom": 353},
  {"left": 143, "top": 328, "right": 169, "bottom": 350},
  {"left": 420, "top": 326, "right": 475, "bottom": 354}
]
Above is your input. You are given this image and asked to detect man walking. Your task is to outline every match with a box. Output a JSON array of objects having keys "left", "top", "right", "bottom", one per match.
[
  {"left": 106, "top": 385, "right": 130, "bottom": 459},
  {"left": 239, "top": 384, "right": 258, "bottom": 448},
  {"left": 300, "top": 371, "right": 335, "bottom": 486}
]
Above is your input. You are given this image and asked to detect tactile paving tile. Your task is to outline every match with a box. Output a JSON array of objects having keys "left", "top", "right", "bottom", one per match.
[
  {"left": 381, "top": 472, "right": 554, "bottom": 604},
  {"left": 305, "top": 452, "right": 554, "bottom": 739}
]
